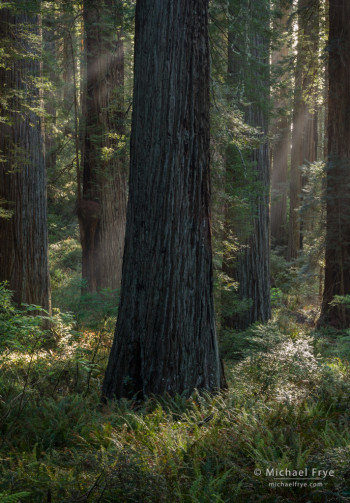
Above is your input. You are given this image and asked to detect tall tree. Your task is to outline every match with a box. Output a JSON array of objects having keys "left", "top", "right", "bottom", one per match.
[
  {"left": 79, "top": 0, "right": 127, "bottom": 292},
  {"left": 320, "top": 0, "right": 350, "bottom": 327},
  {"left": 222, "top": 0, "right": 271, "bottom": 330},
  {"left": 42, "top": 4, "right": 58, "bottom": 181},
  {"left": 0, "top": 2, "right": 51, "bottom": 311},
  {"left": 270, "top": 2, "right": 290, "bottom": 248},
  {"left": 61, "top": 0, "right": 74, "bottom": 120},
  {"left": 102, "top": 0, "right": 223, "bottom": 400},
  {"left": 287, "top": 0, "right": 319, "bottom": 260}
]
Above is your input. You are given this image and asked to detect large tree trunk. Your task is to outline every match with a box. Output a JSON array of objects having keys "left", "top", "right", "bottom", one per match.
[
  {"left": 287, "top": 0, "right": 318, "bottom": 260},
  {"left": 102, "top": 0, "right": 223, "bottom": 400},
  {"left": 320, "top": 0, "right": 350, "bottom": 328},
  {"left": 0, "top": 4, "right": 51, "bottom": 311},
  {"left": 79, "top": 0, "right": 127, "bottom": 292},
  {"left": 222, "top": 0, "right": 271, "bottom": 331}
]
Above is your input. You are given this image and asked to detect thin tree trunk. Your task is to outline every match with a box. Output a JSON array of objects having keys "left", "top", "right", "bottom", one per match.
[
  {"left": 270, "top": 7, "right": 290, "bottom": 248},
  {"left": 236, "top": 99, "right": 271, "bottom": 329},
  {"left": 102, "top": 0, "right": 223, "bottom": 400},
  {"left": 61, "top": 0, "right": 74, "bottom": 131},
  {"left": 42, "top": 10, "right": 57, "bottom": 179},
  {"left": 222, "top": 0, "right": 271, "bottom": 331},
  {"left": 79, "top": 0, "right": 127, "bottom": 292},
  {"left": 0, "top": 5, "right": 51, "bottom": 312},
  {"left": 288, "top": 0, "right": 318, "bottom": 260}
]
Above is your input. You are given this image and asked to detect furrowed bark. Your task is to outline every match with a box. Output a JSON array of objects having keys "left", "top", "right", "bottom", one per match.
[
  {"left": 0, "top": 4, "right": 51, "bottom": 312},
  {"left": 102, "top": 0, "right": 223, "bottom": 400},
  {"left": 320, "top": 0, "right": 350, "bottom": 328}
]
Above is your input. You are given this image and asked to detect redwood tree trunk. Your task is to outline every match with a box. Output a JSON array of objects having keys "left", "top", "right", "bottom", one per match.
[
  {"left": 0, "top": 4, "right": 51, "bottom": 311},
  {"left": 270, "top": 116, "right": 289, "bottom": 248},
  {"left": 222, "top": 0, "right": 271, "bottom": 331},
  {"left": 61, "top": 0, "right": 74, "bottom": 127},
  {"left": 42, "top": 10, "right": 57, "bottom": 180},
  {"left": 270, "top": 7, "right": 290, "bottom": 248},
  {"left": 320, "top": 0, "right": 350, "bottom": 328},
  {"left": 79, "top": 0, "right": 127, "bottom": 292},
  {"left": 236, "top": 100, "right": 271, "bottom": 329},
  {"left": 102, "top": 0, "right": 223, "bottom": 400},
  {"left": 288, "top": 0, "right": 318, "bottom": 260}
]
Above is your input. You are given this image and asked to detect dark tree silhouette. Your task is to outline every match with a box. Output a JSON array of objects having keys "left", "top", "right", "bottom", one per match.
[
  {"left": 0, "top": 4, "right": 51, "bottom": 311},
  {"left": 320, "top": 0, "right": 350, "bottom": 327},
  {"left": 102, "top": 0, "right": 224, "bottom": 400}
]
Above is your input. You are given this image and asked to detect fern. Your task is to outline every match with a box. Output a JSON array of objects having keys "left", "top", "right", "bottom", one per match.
[{"left": 0, "top": 492, "right": 31, "bottom": 503}]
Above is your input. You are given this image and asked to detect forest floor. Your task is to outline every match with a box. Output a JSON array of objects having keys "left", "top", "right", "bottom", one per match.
[
  {"left": 0, "top": 230, "right": 349, "bottom": 502},
  {"left": 1, "top": 279, "right": 350, "bottom": 502}
]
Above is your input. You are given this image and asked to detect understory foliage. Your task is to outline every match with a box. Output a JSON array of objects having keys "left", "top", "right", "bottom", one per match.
[{"left": 1, "top": 284, "right": 350, "bottom": 502}]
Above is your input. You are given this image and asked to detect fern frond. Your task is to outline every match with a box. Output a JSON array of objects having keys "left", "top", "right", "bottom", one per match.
[{"left": 0, "top": 492, "right": 31, "bottom": 503}]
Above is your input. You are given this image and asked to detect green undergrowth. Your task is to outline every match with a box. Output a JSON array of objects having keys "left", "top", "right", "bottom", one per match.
[
  {"left": 1, "top": 285, "right": 350, "bottom": 502},
  {"left": 48, "top": 235, "right": 119, "bottom": 327}
]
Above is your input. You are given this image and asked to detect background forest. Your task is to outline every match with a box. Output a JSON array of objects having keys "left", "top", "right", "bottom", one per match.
[{"left": 1, "top": 0, "right": 350, "bottom": 501}]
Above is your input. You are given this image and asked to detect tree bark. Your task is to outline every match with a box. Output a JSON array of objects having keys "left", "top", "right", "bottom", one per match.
[
  {"left": 0, "top": 4, "right": 51, "bottom": 312},
  {"left": 236, "top": 102, "right": 271, "bottom": 330},
  {"left": 222, "top": 0, "right": 271, "bottom": 331},
  {"left": 61, "top": 0, "right": 74, "bottom": 130},
  {"left": 79, "top": 0, "right": 127, "bottom": 292},
  {"left": 320, "top": 0, "right": 350, "bottom": 328},
  {"left": 102, "top": 0, "right": 223, "bottom": 400},
  {"left": 42, "top": 9, "right": 57, "bottom": 181}
]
